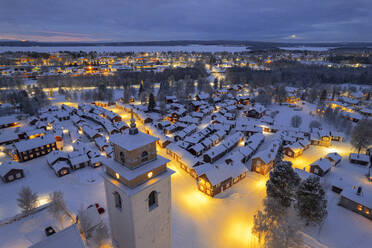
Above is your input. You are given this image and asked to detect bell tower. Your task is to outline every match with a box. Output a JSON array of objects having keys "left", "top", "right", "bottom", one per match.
[{"left": 103, "top": 111, "right": 174, "bottom": 248}]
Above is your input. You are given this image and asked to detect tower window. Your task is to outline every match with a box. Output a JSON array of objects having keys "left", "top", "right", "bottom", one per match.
[
  {"left": 148, "top": 191, "right": 158, "bottom": 211},
  {"left": 113, "top": 191, "right": 122, "bottom": 210},
  {"left": 120, "top": 151, "right": 125, "bottom": 163},
  {"left": 141, "top": 151, "right": 148, "bottom": 162}
]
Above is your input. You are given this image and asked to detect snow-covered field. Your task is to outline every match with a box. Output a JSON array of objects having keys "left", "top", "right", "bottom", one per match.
[
  {"left": 1, "top": 99, "right": 372, "bottom": 248},
  {"left": 0, "top": 45, "right": 249, "bottom": 53}
]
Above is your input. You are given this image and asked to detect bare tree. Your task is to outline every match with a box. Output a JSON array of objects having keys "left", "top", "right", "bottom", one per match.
[
  {"left": 291, "top": 115, "right": 302, "bottom": 128},
  {"left": 350, "top": 120, "right": 372, "bottom": 154},
  {"left": 48, "top": 191, "right": 67, "bottom": 228},
  {"left": 77, "top": 205, "right": 93, "bottom": 239},
  {"left": 17, "top": 187, "right": 38, "bottom": 214},
  {"left": 90, "top": 222, "right": 109, "bottom": 248}
]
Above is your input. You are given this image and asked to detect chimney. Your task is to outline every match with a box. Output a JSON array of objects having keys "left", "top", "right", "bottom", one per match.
[{"left": 357, "top": 186, "right": 362, "bottom": 195}]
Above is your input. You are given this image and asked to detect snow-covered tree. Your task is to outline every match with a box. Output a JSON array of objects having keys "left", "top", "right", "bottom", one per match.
[
  {"left": 17, "top": 187, "right": 38, "bottom": 214},
  {"left": 295, "top": 176, "right": 327, "bottom": 226},
  {"left": 48, "top": 191, "right": 67, "bottom": 228},
  {"left": 266, "top": 161, "right": 300, "bottom": 208},
  {"left": 90, "top": 222, "right": 109, "bottom": 248},
  {"left": 291, "top": 115, "right": 302, "bottom": 128},
  {"left": 350, "top": 119, "right": 372, "bottom": 154},
  {"left": 148, "top": 93, "right": 156, "bottom": 112}
]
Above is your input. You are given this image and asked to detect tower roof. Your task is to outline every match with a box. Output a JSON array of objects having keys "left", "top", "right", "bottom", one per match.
[{"left": 110, "top": 131, "right": 159, "bottom": 151}]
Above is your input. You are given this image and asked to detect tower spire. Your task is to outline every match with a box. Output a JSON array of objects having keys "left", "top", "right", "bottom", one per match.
[{"left": 129, "top": 107, "right": 138, "bottom": 135}]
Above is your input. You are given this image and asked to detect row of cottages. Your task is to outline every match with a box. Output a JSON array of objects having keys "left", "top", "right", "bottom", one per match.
[
  {"left": 203, "top": 132, "right": 243, "bottom": 164},
  {"left": 359, "top": 108, "right": 372, "bottom": 117},
  {"left": 246, "top": 104, "right": 266, "bottom": 119},
  {"left": 339, "top": 186, "right": 372, "bottom": 220},
  {"left": 0, "top": 161, "right": 24, "bottom": 183},
  {"left": 225, "top": 133, "right": 265, "bottom": 165},
  {"left": 8, "top": 134, "right": 58, "bottom": 162},
  {"left": 310, "top": 130, "right": 332, "bottom": 147},
  {"left": 349, "top": 153, "right": 370, "bottom": 166},
  {"left": 251, "top": 137, "right": 282, "bottom": 175},
  {"left": 187, "top": 129, "right": 226, "bottom": 157},
  {"left": 284, "top": 139, "right": 311, "bottom": 158},
  {"left": 164, "top": 122, "right": 188, "bottom": 135},
  {"left": 195, "top": 161, "right": 248, "bottom": 197},
  {"left": 309, "top": 152, "right": 342, "bottom": 177},
  {"left": 173, "top": 124, "right": 198, "bottom": 141},
  {"left": 46, "top": 149, "right": 102, "bottom": 177},
  {"left": 178, "top": 115, "right": 200, "bottom": 126},
  {"left": 0, "top": 115, "right": 20, "bottom": 129},
  {"left": 236, "top": 95, "right": 250, "bottom": 105}
]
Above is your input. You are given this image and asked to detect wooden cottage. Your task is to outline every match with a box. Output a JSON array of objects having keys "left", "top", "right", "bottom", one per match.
[
  {"left": 326, "top": 152, "right": 342, "bottom": 166},
  {"left": 12, "top": 134, "right": 57, "bottom": 162},
  {"left": 309, "top": 158, "right": 332, "bottom": 177},
  {"left": 339, "top": 186, "right": 372, "bottom": 220},
  {"left": 52, "top": 161, "right": 71, "bottom": 177},
  {"left": 284, "top": 142, "right": 304, "bottom": 158},
  {"left": 349, "top": 153, "right": 370, "bottom": 166},
  {"left": 0, "top": 161, "right": 24, "bottom": 183}
]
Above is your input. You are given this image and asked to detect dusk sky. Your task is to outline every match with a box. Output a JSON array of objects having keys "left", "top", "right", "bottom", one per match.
[{"left": 1, "top": 0, "right": 372, "bottom": 42}]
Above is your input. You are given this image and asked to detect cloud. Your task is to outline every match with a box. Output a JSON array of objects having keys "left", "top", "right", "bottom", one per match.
[{"left": 0, "top": 0, "right": 371, "bottom": 42}]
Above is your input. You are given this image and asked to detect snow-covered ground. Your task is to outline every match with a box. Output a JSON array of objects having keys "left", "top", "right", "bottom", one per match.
[{"left": 1, "top": 100, "right": 372, "bottom": 248}]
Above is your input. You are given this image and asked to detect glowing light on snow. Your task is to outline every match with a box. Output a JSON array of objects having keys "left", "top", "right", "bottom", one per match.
[
  {"left": 255, "top": 177, "right": 268, "bottom": 190},
  {"left": 37, "top": 195, "right": 51, "bottom": 206},
  {"left": 223, "top": 215, "right": 261, "bottom": 247}
]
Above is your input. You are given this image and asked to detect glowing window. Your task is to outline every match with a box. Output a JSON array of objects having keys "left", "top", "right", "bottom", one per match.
[
  {"left": 357, "top": 205, "right": 363, "bottom": 211},
  {"left": 115, "top": 172, "right": 120, "bottom": 179},
  {"left": 147, "top": 171, "right": 153, "bottom": 178}
]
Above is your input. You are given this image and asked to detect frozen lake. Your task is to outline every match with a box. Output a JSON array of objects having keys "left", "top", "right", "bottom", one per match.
[
  {"left": 0, "top": 45, "right": 249, "bottom": 53},
  {"left": 279, "top": 46, "right": 336, "bottom": 51}
]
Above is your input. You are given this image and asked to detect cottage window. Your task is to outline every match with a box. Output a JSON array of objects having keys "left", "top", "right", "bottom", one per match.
[
  {"left": 113, "top": 191, "right": 122, "bottom": 210},
  {"left": 24, "top": 156, "right": 28, "bottom": 160},
  {"left": 119, "top": 152, "right": 125, "bottom": 163},
  {"left": 148, "top": 191, "right": 158, "bottom": 211},
  {"left": 313, "top": 168, "right": 319, "bottom": 175},
  {"left": 141, "top": 151, "right": 148, "bottom": 162},
  {"left": 365, "top": 209, "right": 370, "bottom": 215},
  {"left": 8, "top": 175, "right": 14, "bottom": 181},
  {"left": 16, "top": 173, "right": 22, "bottom": 179},
  {"left": 357, "top": 205, "right": 363, "bottom": 211}
]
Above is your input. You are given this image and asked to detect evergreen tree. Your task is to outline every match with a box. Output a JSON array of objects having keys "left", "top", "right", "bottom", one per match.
[
  {"left": 138, "top": 81, "right": 144, "bottom": 98},
  {"left": 295, "top": 176, "right": 327, "bottom": 226},
  {"left": 266, "top": 161, "right": 300, "bottom": 208},
  {"left": 291, "top": 115, "right": 302, "bottom": 128},
  {"left": 350, "top": 119, "right": 372, "bottom": 154},
  {"left": 148, "top": 93, "right": 156, "bottom": 112}
]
